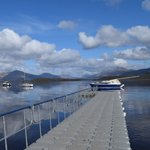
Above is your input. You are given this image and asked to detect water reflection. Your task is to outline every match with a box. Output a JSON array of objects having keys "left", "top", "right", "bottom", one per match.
[
  {"left": 122, "top": 86, "right": 150, "bottom": 150},
  {"left": 0, "top": 81, "right": 90, "bottom": 113},
  {"left": 0, "top": 81, "right": 91, "bottom": 150},
  {"left": 0, "top": 86, "right": 91, "bottom": 150}
]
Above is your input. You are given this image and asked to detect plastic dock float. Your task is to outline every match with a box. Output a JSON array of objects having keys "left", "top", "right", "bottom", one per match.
[{"left": 25, "top": 91, "right": 131, "bottom": 150}]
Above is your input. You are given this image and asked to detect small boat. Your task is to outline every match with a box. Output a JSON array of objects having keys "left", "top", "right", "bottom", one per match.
[
  {"left": 90, "top": 79, "right": 124, "bottom": 90},
  {"left": 21, "top": 86, "right": 33, "bottom": 90},
  {"left": 21, "top": 82, "right": 34, "bottom": 87},
  {"left": 20, "top": 71, "right": 34, "bottom": 88},
  {"left": 2, "top": 81, "right": 12, "bottom": 87}
]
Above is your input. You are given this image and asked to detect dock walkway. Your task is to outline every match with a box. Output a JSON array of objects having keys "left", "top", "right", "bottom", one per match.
[{"left": 25, "top": 91, "right": 131, "bottom": 150}]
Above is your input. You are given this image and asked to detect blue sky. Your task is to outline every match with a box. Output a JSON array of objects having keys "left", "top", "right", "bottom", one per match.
[{"left": 0, "top": 0, "right": 150, "bottom": 76}]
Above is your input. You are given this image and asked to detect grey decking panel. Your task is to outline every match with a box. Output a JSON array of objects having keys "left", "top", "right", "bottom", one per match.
[{"left": 25, "top": 91, "right": 131, "bottom": 150}]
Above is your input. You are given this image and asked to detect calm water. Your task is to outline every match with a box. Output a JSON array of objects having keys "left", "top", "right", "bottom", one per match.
[
  {"left": 122, "top": 86, "right": 150, "bottom": 150},
  {"left": 0, "top": 81, "right": 91, "bottom": 150},
  {"left": 0, "top": 81, "right": 90, "bottom": 114},
  {"left": 0, "top": 81, "right": 150, "bottom": 150}
]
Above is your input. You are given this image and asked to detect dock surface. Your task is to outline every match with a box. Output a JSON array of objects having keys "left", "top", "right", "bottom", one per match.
[{"left": 25, "top": 91, "right": 131, "bottom": 150}]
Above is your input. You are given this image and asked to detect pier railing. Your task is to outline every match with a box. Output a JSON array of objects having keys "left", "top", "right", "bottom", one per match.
[{"left": 0, "top": 88, "right": 93, "bottom": 150}]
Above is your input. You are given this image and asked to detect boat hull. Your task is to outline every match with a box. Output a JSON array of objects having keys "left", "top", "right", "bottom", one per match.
[{"left": 90, "top": 83, "right": 123, "bottom": 90}]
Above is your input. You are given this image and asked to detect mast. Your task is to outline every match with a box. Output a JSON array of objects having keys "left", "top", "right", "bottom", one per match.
[{"left": 23, "top": 71, "right": 25, "bottom": 82}]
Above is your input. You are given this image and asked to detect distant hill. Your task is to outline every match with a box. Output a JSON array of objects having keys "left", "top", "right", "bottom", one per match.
[
  {"left": 2, "top": 70, "right": 37, "bottom": 82},
  {"left": 82, "top": 67, "right": 150, "bottom": 86},
  {"left": 2, "top": 70, "right": 61, "bottom": 83},
  {"left": 120, "top": 68, "right": 150, "bottom": 77},
  {"left": 96, "top": 67, "right": 150, "bottom": 86},
  {"left": 96, "top": 67, "right": 150, "bottom": 79},
  {"left": 2, "top": 67, "right": 150, "bottom": 84},
  {"left": 0, "top": 72, "right": 9, "bottom": 80},
  {"left": 99, "top": 67, "right": 130, "bottom": 77},
  {"left": 83, "top": 67, "right": 130, "bottom": 79},
  {"left": 39, "top": 73, "right": 60, "bottom": 79}
]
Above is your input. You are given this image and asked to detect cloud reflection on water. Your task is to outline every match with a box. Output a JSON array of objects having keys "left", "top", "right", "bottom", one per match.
[{"left": 0, "top": 81, "right": 89, "bottom": 139}]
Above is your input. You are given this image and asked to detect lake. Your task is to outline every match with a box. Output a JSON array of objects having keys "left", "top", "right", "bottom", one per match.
[
  {"left": 0, "top": 81, "right": 150, "bottom": 150},
  {"left": 0, "top": 81, "right": 90, "bottom": 114},
  {"left": 122, "top": 86, "right": 150, "bottom": 150}
]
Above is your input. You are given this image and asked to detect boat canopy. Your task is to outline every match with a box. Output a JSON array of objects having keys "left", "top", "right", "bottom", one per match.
[{"left": 101, "top": 79, "right": 121, "bottom": 84}]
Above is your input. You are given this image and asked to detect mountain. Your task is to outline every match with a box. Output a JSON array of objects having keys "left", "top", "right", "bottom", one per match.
[
  {"left": 83, "top": 67, "right": 130, "bottom": 79},
  {"left": 2, "top": 70, "right": 37, "bottom": 82},
  {"left": 2, "top": 70, "right": 61, "bottom": 83},
  {"left": 97, "top": 67, "right": 130, "bottom": 78},
  {"left": 2, "top": 67, "right": 150, "bottom": 83},
  {"left": 82, "top": 67, "right": 150, "bottom": 80},
  {"left": 0, "top": 72, "right": 9, "bottom": 80},
  {"left": 39, "top": 73, "right": 60, "bottom": 79},
  {"left": 120, "top": 68, "right": 150, "bottom": 77},
  {"left": 118, "top": 68, "right": 150, "bottom": 86}
]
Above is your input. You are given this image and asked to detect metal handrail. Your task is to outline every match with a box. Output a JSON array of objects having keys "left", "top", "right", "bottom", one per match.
[
  {"left": 33, "top": 88, "right": 89, "bottom": 106},
  {"left": 0, "top": 106, "right": 31, "bottom": 118},
  {"left": 0, "top": 88, "right": 91, "bottom": 150},
  {"left": 0, "top": 88, "right": 89, "bottom": 117}
]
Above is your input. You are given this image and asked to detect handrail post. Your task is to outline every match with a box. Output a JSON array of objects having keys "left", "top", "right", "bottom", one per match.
[
  {"left": 74, "top": 94, "right": 77, "bottom": 112},
  {"left": 69, "top": 96, "right": 72, "bottom": 115},
  {"left": 23, "top": 110, "right": 28, "bottom": 148},
  {"left": 48, "top": 102, "right": 52, "bottom": 130},
  {"left": 63, "top": 97, "right": 65, "bottom": 119},
  {"left": 74, "top": 93, "right": 76, "bottom": 111},
  {"left": 80, "top": 92, "right": 83, "bottom": 107},
  {"left": 64, "top": 96, "right": 67, "bottom": 119},
  {"left": 57, "top": 100, "right": 60, "bottom": 124},
  {"left": 37, "top": 105, "right": 42, "bottom": 137},
  {"left": 31, "top": 106, "right": 35, "bottom": 124},
  {"left": 3, "top": 116, "right": 8, "bottom": 150}
]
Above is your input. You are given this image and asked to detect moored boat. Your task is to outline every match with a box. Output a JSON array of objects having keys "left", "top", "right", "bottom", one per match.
[
  {"left": 20, "top": 71, "right": 34, "bottom": 88},
  {"left": 21, "top": 82, "right": 34, "bottom": 87},
  {"left": 90, "top": 79, "right": 124, "bottom": 90},
  {"left": 2, "top": 81, "right": 12, "bottom": 87}
]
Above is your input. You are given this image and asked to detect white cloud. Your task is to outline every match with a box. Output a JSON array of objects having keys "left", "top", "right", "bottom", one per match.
[
  {"left": 79, "top": 25, "right": 129, "bottom": 49},
  {"left": 79, "top": 25, "right": 150, "bottom": 49},
  {"left": 113, "top": 58, "right": 128, "bottom": 67},
  {"left": 0, "top": 28, "right": 56, "bottom": 72},
  {"left": 21, "top": 40, "right": 55, "bottom": 58},
  {"left": 41, "top": 53, "right": 129, "bottom": 77},
  {"left": 57, "top": 20, "right": 76, "bottom": 30},
  {"left": 142, "top": 0, "right": 150, "bottom": 11},
  {"left": 127, "top": 26, "right": 150, "bottom": 44},
  {"left": 0, "top": 28, "right": 30, "bottom": 50},
  {"left": 40, "top": 48, "right": 81, "bottom": 66},
  {"left": 0, "top": 28, "right": 129, "bottom": 77},
  {"left": 0, "top": 28, "right": 55, "bottom": 60},
  {"left": 114, "top": 47, "right": 150, "bottom": 60},
  {"left": 79, "top": 32, "right": 100, "bottom": 49}
]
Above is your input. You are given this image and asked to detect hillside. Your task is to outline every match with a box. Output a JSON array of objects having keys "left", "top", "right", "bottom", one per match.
[
  {"left": 98, "top": 68, "right": 150, "bottom": 86},
  {"left": 2, "top": 70, "right": 61, "bottom": 83}
]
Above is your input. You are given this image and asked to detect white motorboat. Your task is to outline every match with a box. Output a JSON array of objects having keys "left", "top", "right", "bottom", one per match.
[{"left": 90, "top": 79, "right": 124, "bottom": 90}]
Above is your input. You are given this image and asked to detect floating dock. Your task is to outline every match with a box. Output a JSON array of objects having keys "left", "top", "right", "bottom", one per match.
[{"left": 25, "top": 91, "right": 131, "bottom": 150}]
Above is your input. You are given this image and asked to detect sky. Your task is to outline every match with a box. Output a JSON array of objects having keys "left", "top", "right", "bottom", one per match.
[{"left": 0, "top": 0, "right": 150, "bottom": 77}]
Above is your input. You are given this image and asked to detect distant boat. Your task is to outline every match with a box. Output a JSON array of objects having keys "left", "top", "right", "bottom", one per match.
[
  {"left": 21, "top": 82, "right": 34, "bottom": 87},
  {"left": 90, "top": 79, "right": 124, "bottom": 90},
  {"left": 21, "top": 85, "right": 34, "bottom": 90},
  {"left": 20, "top": 71, "right": 34, "bottom": 88},
  {"left": 2, "top": 81, "right": 12, "bottom": 87}
]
